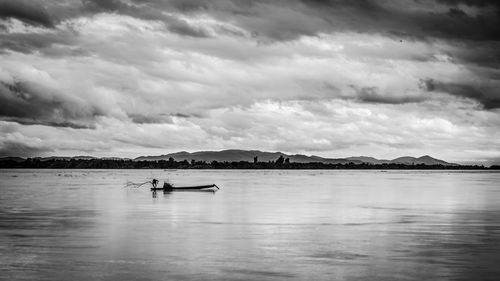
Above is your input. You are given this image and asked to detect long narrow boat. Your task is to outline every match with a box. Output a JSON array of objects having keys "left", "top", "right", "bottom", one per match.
[{"left": 151, "top": 182, "right": 219, "bottom": 191}]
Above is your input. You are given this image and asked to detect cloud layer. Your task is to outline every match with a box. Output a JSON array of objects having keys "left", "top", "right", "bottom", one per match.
[{"left": 0, "top": 0, "right": 499, "bottom": 163}]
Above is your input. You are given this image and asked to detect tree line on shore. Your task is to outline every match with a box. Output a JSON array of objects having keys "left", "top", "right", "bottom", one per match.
[{"left": 0, "top": 157, "right": 496, "bottom": 169}]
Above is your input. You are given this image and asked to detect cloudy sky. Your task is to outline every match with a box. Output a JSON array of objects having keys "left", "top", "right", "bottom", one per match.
[{"left": 1, "top": 0, "right": 499, "bottom": 163}]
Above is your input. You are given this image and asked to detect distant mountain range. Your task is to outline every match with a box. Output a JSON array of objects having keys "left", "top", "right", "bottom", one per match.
[
  {"left": 134, "top": 149, "right": 457, "bottom": 166},
  {"left": 135, "top": 150, "right": 356, "bottom": 164},
  {"left": 0, "top": 150, "right": 457, "bottom": 166},
  {"left": 0, "top": 156, "right": 129, "bottom": 162}
]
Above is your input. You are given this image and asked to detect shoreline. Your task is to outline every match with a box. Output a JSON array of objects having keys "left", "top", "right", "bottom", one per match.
[{"left": 0, "top": 159, "right": 497, "bottom": 170}]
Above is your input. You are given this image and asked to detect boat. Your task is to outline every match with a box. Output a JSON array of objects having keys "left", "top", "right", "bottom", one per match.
[{"left": 151, "top": 182, "right": 220, "bottom": 191}]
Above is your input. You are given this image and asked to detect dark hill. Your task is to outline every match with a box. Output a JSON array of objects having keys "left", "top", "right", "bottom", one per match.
[{"left": 391, "top": 155, "right": 456, "bottom": 165}]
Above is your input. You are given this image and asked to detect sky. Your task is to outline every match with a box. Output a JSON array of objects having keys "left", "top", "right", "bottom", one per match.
[{"left": 0, "top": 0, "right": 499, "bottom": 164}]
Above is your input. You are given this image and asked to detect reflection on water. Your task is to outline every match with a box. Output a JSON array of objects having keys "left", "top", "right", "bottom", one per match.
[
  {"left": 153, "top": 188, "right": 217, "bottom": 198},
  {"left": 1, "top": 169, "right": 500, "bottom": 280}
]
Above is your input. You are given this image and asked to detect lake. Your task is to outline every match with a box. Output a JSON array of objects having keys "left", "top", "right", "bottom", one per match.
[{"left": 1, "top": 169, "right": 499, "bottom": 280}]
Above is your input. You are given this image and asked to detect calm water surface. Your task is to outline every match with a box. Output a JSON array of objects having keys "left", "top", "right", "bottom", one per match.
[{"left": 1, "top": 169, "right": 499, "bottom": 280}]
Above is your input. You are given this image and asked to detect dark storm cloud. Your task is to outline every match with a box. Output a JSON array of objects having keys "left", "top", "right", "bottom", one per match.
[
  {"left": 2, "top": 0, "right": 499, "bottom": 41},
  {"left": 356, "top": 86, "right": 427, "bottom": 105},
  {"left": 447, "top": 41, "right": 500, "bottom": 68},
  {"left": 129, "top": 113, "right": 201, "bottom": 123},
  {"left": 0, "top": 0, "right": 210, "bottom": 37},
  {"left": 0, "top": 141, "right": 52, "bottom": 157},
  {"left": 172, "top": 113, "right": 195, "bottom": 118},
  {"left": 81, "top": 0, "right": 211, "bottom": 37},
  {"left": 422, "top": 79, "right": 500, "bottom": 109},
  {"left": 135, "top": 0, "right": 499, "bottom": 42},
  {"left": 0, "top": 31, "right": 77, "bottom": 56},
  {"left": 447, "top": 7, "right": 467, "bottom": 18},
  {"left": 128, "top": 113, "right": 173, "bottom": 124},
  {"left": 113, "top": 0, "right": 500, "bottom": 41},
  {"left": 2, "top": 1, "right": 499, "bottom": 50},
  {"left": 126, "top": 0, "right": 500, "bottom": 66},
  {"left": 0, "top": 0, "right": 54, "bottom": 27},
  {"left": 299, "top": 0, "right": 499, "bottom": 41},
  {"left": 83, "top": 0, "right": 124, "bottom": 12},
  {"left": 436, "top": 0, "right": 500, "bottom": 8},
  {"left": 0, "top": 80, "right": 103, "bottom": 129}
]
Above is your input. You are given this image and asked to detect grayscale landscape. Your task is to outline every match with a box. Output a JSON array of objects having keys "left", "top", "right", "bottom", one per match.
[{"left": 1, "top": 0, "right": 500, "bottom": 280}]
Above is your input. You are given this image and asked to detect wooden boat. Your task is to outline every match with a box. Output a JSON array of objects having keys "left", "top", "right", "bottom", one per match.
[{"left": 151, "top": 182, "right": 219, "bottom": 191}]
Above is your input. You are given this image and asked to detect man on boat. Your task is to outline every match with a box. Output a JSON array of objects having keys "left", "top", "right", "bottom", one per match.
[{"left": 151, "top": 179, "right": 159, "bottom": 188}]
